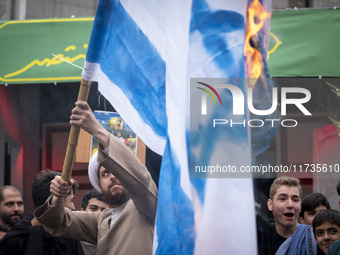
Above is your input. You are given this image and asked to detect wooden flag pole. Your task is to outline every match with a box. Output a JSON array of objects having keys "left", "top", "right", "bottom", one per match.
[{"left": 61, "top": 79, "right": 92, "bottom": 182}]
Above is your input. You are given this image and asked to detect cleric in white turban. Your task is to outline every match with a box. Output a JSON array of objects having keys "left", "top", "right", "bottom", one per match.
[{"left": 88, "top": 151, "right": 101, "bottom": 192}]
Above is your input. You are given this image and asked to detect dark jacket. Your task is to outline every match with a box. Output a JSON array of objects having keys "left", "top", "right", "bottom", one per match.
[{"left": 0, "top": 214, "right": 84, "bottom": 255}]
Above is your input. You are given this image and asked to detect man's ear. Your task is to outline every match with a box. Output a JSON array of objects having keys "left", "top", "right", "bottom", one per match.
[
  {"left": 300, "top": 217, "right": 305, "bottom": 224},
  {"left": 267, "top": 199, "right": 273, "bottom": 212}
]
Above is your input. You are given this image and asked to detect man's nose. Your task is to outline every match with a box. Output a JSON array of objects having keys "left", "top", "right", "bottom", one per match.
[
  {"left": 13, "top": 203, "right": 21, "bottom": 211},
  {"left": 286, "top": 198, "right": 293, "bottom": 208},
  {"left": 324, "top": 232, "right": 331, "bottom": 241},
  {"left": 109, "top": 173, "right": 116, "bottom": 181}
]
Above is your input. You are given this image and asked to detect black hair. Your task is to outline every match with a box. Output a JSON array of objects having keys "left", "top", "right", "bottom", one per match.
[
  {"left": 337, "top": 180, "right": 340, "bottom": 196},
  {"left": 312, "top": 209, "right": 340, "bottom": 235},
  {"left": 299, "top": 193, "right": 330, "bottom": 218},
  {"left": 81, "top": 189, "right": 103, "bottom": 210},
  {"left": 32, "top": 170, "right": 79, "bottom": 208}
]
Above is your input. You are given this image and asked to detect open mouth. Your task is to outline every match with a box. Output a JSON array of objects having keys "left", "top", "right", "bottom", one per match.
[{"left": 284, "top": 213, "right": 294, "bottom": 219}]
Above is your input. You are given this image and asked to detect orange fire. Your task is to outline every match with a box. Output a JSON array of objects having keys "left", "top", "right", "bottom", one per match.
[{"left": 244, "top": 0, "right": 271, "bottom": 85}]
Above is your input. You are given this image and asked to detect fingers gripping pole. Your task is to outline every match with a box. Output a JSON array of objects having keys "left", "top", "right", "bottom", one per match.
[{"left": 61, "top": 79, "right": 92, "bottom": 182}]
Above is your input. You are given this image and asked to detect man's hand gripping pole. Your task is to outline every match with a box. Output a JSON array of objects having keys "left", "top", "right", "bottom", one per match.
[{"left": 61, "top": 79, "right": 91, "bottom": 182}]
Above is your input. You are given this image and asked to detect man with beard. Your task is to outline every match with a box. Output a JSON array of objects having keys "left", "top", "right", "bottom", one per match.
[
  {"left": 0, "top": 170, "right": 84, "bottom": 255},
  {"left": 0, "top": 186, "right": 24, "bottom": 239},
  {"left": 34, "top": 101, "right": 158, "bottom": 255}
]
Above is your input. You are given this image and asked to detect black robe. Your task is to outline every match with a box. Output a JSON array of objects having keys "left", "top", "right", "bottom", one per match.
[{"left": 0, "top": 214, "right": 84, "bottom": 255}]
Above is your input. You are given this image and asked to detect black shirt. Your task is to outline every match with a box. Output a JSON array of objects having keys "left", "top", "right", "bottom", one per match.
[
  {"left": 257, "top": 215, "right": 287, "bottom": 255},
  {"left": 0, "top": 214, "right": 84, "bottom": 255}
]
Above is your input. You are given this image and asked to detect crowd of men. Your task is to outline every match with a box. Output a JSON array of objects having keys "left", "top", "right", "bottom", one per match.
[
  {"left": 0, "top": 101, "right": 339, "bottom": 255},
  {"left": 0, "top": 101, "right": 157, "bottom": 255},
  {"left": 257, "top": 176, "right": 340, "bottom": 255}
]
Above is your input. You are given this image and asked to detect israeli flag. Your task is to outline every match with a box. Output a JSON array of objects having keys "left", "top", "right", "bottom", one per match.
[{"left": 81, "top": 0, "right": 269, "bottom": 254}]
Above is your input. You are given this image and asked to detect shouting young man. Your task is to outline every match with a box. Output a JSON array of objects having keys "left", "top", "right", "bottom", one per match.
[{"left": 257, "top": 176, "right": 317, "bottom": 255}]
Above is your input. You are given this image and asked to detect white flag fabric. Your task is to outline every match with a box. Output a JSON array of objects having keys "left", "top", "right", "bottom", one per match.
[{"left": 81, "top": 0, "right": 270, "bottom": 254}]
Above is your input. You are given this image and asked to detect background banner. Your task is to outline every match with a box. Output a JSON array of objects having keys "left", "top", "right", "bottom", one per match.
[
  {"left": 1, "top": 9, "right": 340, "bottom": 84},
  {"left": 267, "top": 8, "right": 340, "bottom": 77},
  {"left": 0, "top": 18, "right": 93, "bottom": 84}
]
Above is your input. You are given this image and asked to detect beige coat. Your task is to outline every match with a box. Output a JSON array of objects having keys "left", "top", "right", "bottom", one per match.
[{"left": 34, "top": 134, "right": 158, "bottom": 255}]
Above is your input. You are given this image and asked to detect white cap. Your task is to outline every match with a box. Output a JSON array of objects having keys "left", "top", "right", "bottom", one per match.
[{"left": 88, "top": 151, "right": 101, "bottom": 192}]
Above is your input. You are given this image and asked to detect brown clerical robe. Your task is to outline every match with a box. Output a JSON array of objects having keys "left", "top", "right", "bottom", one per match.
[{"left": 34, "top": 134, "right": 158, "bottom": 255}]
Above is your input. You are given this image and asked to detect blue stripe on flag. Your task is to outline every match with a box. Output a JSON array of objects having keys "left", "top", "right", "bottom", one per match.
[
  {"left": 190, "top": 3, "right": 245, "bottom": 77},
  {"left": 86, "top": 0, "right": 167, "bottom": 140},
  {"left": 155, "top": 0, "right": 252, "bottom": 254},
  {"left": 155, "top": 141, "right": 196, "bottom": 255}
]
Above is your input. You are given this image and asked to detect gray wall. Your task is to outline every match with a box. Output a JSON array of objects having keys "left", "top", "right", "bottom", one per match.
[{"left": 0, "top": 0, "right": 98, "bottom": 20}]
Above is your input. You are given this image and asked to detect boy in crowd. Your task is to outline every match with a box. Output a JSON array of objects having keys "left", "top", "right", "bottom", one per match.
[
  {"left": 257, "top": 176, "right": 317, "bottom": 255},
  {"left": 80, "top": 189, "right": 108, "bottom": 212},
  {"left": 300, "top": 193, "right": 331, "bottom": 225},
  {"left": 312, "top": 209, "right": 340, "bottom": 254},
  {"left": 80, "top": 189, "right": 108, "bottom": 255}
]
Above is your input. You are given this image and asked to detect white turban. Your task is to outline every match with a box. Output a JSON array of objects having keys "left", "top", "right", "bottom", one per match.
[{"left": 88, "top": 151, "right": 101, "bottom": 192}]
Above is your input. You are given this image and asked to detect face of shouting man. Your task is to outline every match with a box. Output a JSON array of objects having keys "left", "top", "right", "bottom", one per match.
[
  {"left": 99, "top": 166, "right": 130, "bottom": 208},
  {"left": 0, "top": 187, "right": 24, "bottom": 229},
  {"left": 267, "top": 185, "right": 301, "bottom": 238}
]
